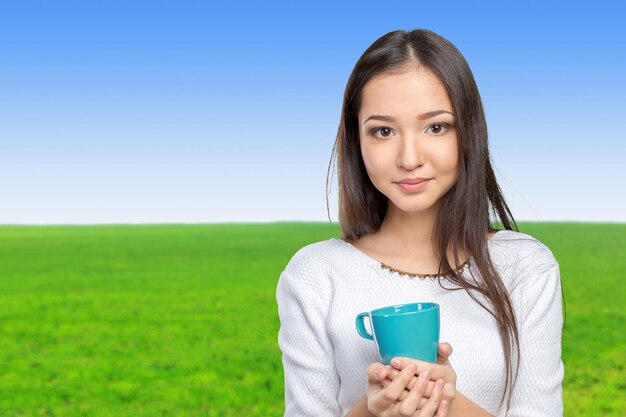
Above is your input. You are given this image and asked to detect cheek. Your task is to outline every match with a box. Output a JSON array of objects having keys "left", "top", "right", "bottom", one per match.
[
  {"left": 434, "top": 141, "right": 459, "bottom": 173},
  {"left": 361, "top": 145, "right": 392, "bottom": 180}
]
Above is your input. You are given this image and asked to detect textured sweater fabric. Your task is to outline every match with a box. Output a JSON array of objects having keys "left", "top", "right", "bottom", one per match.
[{"left": 276, "top": 229, "right": 564, "bottom": 416}]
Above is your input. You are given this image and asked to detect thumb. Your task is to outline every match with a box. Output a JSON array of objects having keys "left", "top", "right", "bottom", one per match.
[{"left": 437, "top": 342, "right": 453, "bottom": 363}]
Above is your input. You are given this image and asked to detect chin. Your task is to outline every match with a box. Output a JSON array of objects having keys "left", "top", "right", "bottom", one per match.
[{"left": 390, "top": 199, "right": 436, "bottom": 213}]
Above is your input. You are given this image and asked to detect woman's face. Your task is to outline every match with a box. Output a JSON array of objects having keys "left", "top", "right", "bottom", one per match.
[{"left": 358, "top": 66, "right": 459, "bottom": 215}]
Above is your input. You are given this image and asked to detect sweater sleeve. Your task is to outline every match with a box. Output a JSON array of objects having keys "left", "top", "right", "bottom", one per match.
[
  {"left": 503, "top": 246, "right": 564, "bottom": 417},
  {"left": 276, "top": 260, "right": 341, "bottom": 416}
]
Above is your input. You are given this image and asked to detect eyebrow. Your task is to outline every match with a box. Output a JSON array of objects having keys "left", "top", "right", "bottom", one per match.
[{"left": 363, "top": 110, "right": 455, "bottom": 124}]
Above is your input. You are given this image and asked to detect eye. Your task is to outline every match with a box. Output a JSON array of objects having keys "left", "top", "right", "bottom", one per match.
[
  {"left": 370, "top": 126, "right": 395, "bottom": 139},
  {"left": 427, "top": 123, "right": 452, "bottom": 135}
]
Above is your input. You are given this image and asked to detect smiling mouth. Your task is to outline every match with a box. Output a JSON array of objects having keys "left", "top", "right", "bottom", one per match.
[
  {"left": 396, "top": 177, "right": 432, "bottom": 185},
  {"left": 396, "top": 180, "right": 431, "bottom": 192}
]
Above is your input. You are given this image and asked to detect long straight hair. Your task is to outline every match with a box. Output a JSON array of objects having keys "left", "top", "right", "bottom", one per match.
[{"left": 326, "top": 28, "right": 521, "bottom": 409}]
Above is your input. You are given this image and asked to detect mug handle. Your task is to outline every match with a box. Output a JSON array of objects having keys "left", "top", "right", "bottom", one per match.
[{"left": 355, "top": 312, "right": 374, "bottom": 340}]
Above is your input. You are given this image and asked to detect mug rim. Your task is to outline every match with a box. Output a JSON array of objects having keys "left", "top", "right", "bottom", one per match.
[{"left": 370, "top": 302, "right": 439, "bottom": 317}]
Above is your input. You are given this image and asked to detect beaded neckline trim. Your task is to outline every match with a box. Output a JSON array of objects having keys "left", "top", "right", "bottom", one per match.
[
  {"left": 379, "top": 258, "right": 472, "bottom": 280},
  {"left": 336, "top": 237, "right": 477, "bottom": 280}
]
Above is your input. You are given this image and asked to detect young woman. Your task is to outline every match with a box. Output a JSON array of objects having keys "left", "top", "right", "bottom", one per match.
[{"left": 276, "top": 28, "right": 564, "bottom": 417}]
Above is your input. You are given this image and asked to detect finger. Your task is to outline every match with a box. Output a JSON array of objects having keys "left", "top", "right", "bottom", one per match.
[
  {"left": 438, "top": 342, "right": 452, "bottom": 357},
  {"left": 391, "top": 357, "right": 433, "bottom": 373},
  {"left": 398, "top": 370, "right": 430, "bottom": 416},
  {"left": 397, "top": 383, "right": 435, "bottom": 404},
  {"left": 379, "top": 362, "right": 417, "bottom": 405},
  {"left": 437, "top": 343, "right": 453, "bottom": 365},
  {"left": 392, "top": 358, "right": 448, "bottom": 381},
  {"left": 367, "top": 363, "right": 389, "bottom": 398},
  {"left": 436, "top": 343, "right": 448, "bottom": 360},
  {"left": 376, "top": 366, "right": 389, "bottom": 381},
  {"left": 367, "top": 362, "right": 387, "bottom": 384},
  {"left": 390, "top": 383, "right": 429, "bottom": 408},
  {"left": 408, "top": 360, "right": 449, "bottom": 382},
  {"left": 387, "top": 366, "right": 417, "bottom": 386},
  {"left": 387, "top": 396, "right": 429, "bottom": 411},
  {"left": 417, "top": 378, "right": 444, "bottom": 417},
  {"left": 377, "top": 365, "right": 394, "bottom": 387},
  {"left": 436, "top": 400, "right": 449, "bottom": 417},
  {"left": 388, "top": 367, "right": 436, "bottom": 398}
]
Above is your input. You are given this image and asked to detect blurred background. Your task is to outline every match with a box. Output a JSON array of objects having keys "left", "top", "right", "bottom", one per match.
[{"left": 1, "top": 0, "right": 624, "bottom": 225}]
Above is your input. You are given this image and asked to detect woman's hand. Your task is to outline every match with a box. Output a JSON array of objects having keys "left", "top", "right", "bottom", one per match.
[
  {"left": 379, "top": 343, "right": 457, "bottom": 405},
  {"left": 366, "top": 360, "right": 449, "bottom": 416}
]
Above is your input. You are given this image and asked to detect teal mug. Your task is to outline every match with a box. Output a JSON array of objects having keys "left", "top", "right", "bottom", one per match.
[{"left": 355, "top": 302, "right": 440, "bottom": 365}]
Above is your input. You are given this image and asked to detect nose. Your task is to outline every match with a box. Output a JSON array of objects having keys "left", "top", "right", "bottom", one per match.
[{"left": 396, "top": 133, "right": 425, "bottom": 170}]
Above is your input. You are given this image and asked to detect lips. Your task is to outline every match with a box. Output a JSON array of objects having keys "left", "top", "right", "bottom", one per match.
[
  {"left": 397, "top": 178, "right": 430, "bottom": 185},
  {"left": 396, "top": 179, "right": 430, "bottom": 193}
]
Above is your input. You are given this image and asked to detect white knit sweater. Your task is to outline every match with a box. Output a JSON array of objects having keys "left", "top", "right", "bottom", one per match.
[{"left": 276, "top": 229, "right": 564, "bottom": 416}]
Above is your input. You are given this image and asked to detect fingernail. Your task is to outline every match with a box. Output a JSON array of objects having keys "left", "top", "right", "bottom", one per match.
[
  {"left": 421, "top": 370, "right": 430, "bottom": 381},
  {"left": 381, "top": 379, "right": 389, "bottom": 387},
  {"left": 407, "top": 363, "right": 416, "bottom": 374},
  {"left": 441, "top": 400, "right": 449, "bottom": 411},
  {"left": 437, "top": 379, "right": 445, "bottom": 392},
  {"left": 391, "top": 358, "right": 401, "bottom": 367}
]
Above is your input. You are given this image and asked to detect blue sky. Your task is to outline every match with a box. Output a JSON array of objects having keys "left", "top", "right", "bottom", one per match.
[{"left": 1, "top": 0, "right": 624, "bottom": 224}]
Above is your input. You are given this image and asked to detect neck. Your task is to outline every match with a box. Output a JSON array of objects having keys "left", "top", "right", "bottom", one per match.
[
  {"left": 377, "top": 200, "right": 441, "bottom": 261},
  {"left": 377, "top": 199, "right": 471, "bottom": 265}
]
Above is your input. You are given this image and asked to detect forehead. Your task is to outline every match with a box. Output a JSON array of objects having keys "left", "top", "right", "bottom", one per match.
[{"left": 359, "top": 66, "right": 453, "bottom": 118}]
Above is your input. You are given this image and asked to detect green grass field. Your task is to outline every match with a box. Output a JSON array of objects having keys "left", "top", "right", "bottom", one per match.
[{"left": 0, "top": 222, "right": 624, "bottom": 416}]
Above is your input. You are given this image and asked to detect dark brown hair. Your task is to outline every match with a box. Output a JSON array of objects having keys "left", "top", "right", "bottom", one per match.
[{"left": 326, "top": 28, "right": 522, "bottom": 409}]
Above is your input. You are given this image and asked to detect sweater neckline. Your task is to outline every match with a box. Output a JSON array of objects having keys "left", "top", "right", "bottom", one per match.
[{"left": 332, "top": 230, "right": 508, "bottom": 279}]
